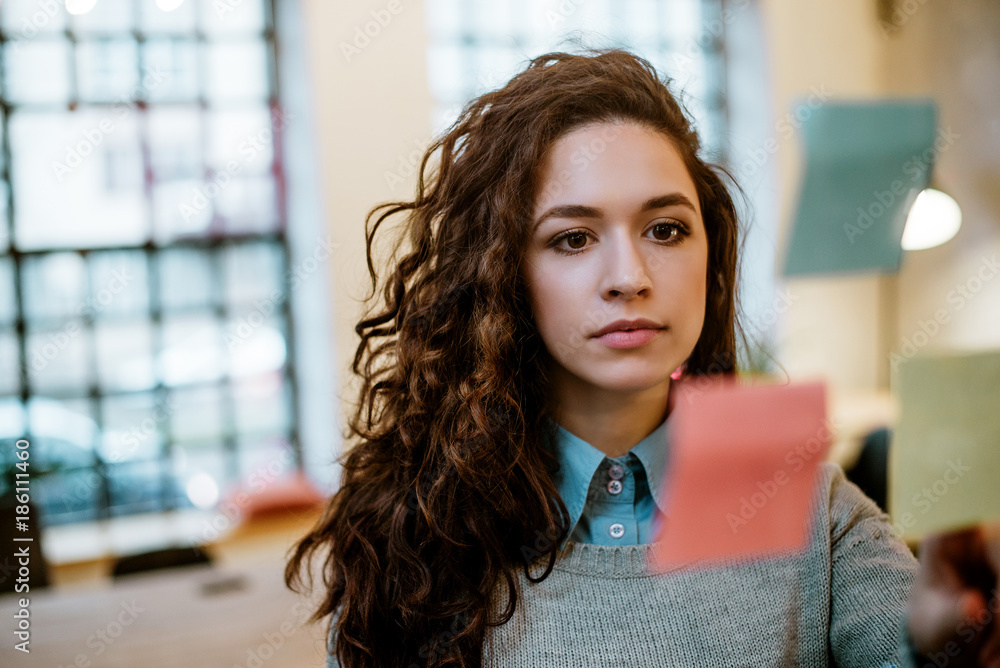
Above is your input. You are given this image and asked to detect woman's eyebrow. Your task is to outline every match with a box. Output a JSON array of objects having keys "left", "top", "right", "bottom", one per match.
[{"left": 532, "top": 192, "right": 697, "bottom": 231}]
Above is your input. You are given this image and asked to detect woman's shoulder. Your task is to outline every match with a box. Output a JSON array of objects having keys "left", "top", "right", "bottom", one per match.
[{"left": 812, "top": 460, "right": 917, "bottom": 568}]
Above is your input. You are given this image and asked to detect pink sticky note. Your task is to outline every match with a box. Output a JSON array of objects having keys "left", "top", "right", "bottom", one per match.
[{"left": 651, "top": 378, "right": 831, "bottom": 569}]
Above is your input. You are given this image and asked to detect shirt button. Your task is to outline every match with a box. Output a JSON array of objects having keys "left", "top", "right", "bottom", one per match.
[
  {"left": 609, "top": 523, "right": 625, "bottom": 539},
  {"left": 608, "top": 463, "right": 625, "bottom": 480},
  {"left": 606, "top": 479, "right": 623, "bottom": 495}
]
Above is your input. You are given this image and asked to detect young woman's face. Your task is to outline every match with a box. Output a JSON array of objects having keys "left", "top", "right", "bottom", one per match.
[{"left": 523, "top": 121, "right": 709, "bottom": 395}]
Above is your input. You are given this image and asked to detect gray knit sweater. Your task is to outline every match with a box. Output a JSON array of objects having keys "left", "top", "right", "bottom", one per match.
[{"left": 328, "top": 462, "right": 924, "bottom": 667}]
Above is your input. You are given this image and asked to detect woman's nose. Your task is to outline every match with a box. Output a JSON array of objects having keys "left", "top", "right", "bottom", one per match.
[{"left": 602, "top": 236, "right": 652, "bottom": 298}]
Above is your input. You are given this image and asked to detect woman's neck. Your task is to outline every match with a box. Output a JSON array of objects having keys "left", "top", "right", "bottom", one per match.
[{"left": 548, "top": 374, "right": 672, "bottom": 458}]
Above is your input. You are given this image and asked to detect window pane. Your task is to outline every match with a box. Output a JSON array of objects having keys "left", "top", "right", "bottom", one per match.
[
  {"left": 27, "top": 397, "right": 97, "bottom": 468},
  {"left": 172, "top": 446, "right": 226, "bottom": 510},
  {"left": 95, "top": 319, "right": 155, "bottom": 392},
  {"left": 100, "top": 392, "right": 170, "bottom": 463},
  {"left": 3, "top": 40, "right": 72, "bottom": 105},
  {"left": 88, "top": 250, "right": 150, "bottom": 317},
  {"left": 471, "top": 1, "right": 516, "bottom": 42},
  {"left": 233, "top": 374, "right": 289, "bottom": 435},
  {"left": 223, "top": 242, "right": 283, "bottom": 306},
  {"left": 218, "top": 176, "right": 279, "bottom": 233},
  {"left": 205, "top": 41, "right": 271, "bottom": 102},
  {"left": 37, "top": 468, "right": 101, "bottom": 524},
  {"left": 22, "top": 252, "right": 87, "bottom": 323},
  {"left": 161, "top": 314, "right": 225, "bottom": 386},
  {"left": 169, "top": 385, "right": 225, "bottom": 444},
  {"left": 0, "top": 181, "right": 10, "bottom": 252},
  {"left": 71, "top": 0, "right": 134, "bottom": 33},
  {"left": 143, "top": 40, "right": 200, "bottom": 102},
  {"left": 0, "top": 333, "right": 20, "bottom": 396},
  {"left": 153, "top": 179, "right": 213, "bottom": 241},
  {"left": 148, "top": 106, "right": 202, "bottom": 181},
  {"left": 108, "top": 459, "right": 165, "bottom": 515},
  {"left": 428, "top": 43, "right": 467, "bottom": 103},
  {"left": 237, "top": 433, "right": 294, "bottom": 482},
  {"left": 425, "top": 0, "right": 461, "bottom": 37},
  {"left": 0, "top": 399, "right": 26, "bottom": 445},
  {"left": 228, "top": 312, "right": 286, "bottom": 378},
  {"left": 11, "top": 111, "right": 148, "bottom": 250},
  {"left": 200, "top": 0, "right": 267, "bottom": 35},
  {"left": 0, "top": 256, "right": 16, "bottom": 324},
  {"left": 1, "top": 0, "right": 70, "bottom": 34},
  {"left": 77, "top": 39, "right": 140, "bottom": 103},
  {"left": 139, "top": 0, "right": 197, "bottom": 33},
  {"left": 206, "top": 107, "right": 274, "bottom": 175},
  {"left": 26, "top": 322, "right": 92, "bottom": 392},
  {"left": 159, "top": 248, "right": 217, "bottom": 311},
  {"left": 626, "top": 0, "right": 662, "bottom": 44}
]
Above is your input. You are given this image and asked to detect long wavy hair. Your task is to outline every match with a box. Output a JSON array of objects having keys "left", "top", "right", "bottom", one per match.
[{"left": 285, "top": 47, "right": 743, "bottom": 667}]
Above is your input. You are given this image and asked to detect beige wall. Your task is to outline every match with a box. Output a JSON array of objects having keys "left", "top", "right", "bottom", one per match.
[
  {"left": 300, "top": 0, "right": 999, "bottom": 438},
  {"left": 300, "top": 0, "right": 434, "bottom": 433}
]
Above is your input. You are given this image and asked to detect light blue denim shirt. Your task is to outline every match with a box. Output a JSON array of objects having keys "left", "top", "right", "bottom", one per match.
[{"left": 546, "top": 413, "right": 671, "bottom": 548}]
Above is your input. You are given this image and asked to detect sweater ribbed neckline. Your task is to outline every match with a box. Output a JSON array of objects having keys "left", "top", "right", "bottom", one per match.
[
  {"left": 533, "top": 540, "right": 684, "bottom": 578},
  {"left": 534, "top": 540, "right": 802, "bottom": 579}
]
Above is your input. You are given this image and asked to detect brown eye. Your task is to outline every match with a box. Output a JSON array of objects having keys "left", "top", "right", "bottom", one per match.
[
  {"left": 566, "top": 232, "right": 587, "bottom": 249},
  {"left": 651, "top": 222, "right": 679, "bottom": 242}
]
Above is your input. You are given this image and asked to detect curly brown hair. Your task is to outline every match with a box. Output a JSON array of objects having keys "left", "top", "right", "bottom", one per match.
[{"left": 285, "top": 46, "right": 743, "bottom": 667}]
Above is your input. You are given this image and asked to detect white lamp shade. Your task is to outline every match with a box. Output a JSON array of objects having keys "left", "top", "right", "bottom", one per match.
[{"left": 901, "top": 188, "right": 962, "bottom": 251}]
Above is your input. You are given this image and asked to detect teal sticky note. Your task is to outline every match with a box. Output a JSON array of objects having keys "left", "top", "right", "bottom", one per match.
[
  {"left": 888, "top": 350, "right": 1000, "bottom": 540},
  {"left": 782, "top": 100, "right": 938, "bottom": 277}
]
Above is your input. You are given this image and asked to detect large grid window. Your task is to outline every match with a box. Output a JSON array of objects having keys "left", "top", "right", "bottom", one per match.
[
  {"left": 425, "top": 0, "right": 729, "bottom": 162},
  {"left": 0, "top": 0, "right": 301, "bottom": 526}
]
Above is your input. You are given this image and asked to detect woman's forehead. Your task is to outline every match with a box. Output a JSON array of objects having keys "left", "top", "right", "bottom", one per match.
[{"left": 533, "top": 121, "right": 702, "bottom": 220}]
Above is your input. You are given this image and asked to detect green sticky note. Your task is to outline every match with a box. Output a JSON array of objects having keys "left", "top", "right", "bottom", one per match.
[
  {"left": 782, "top": 100, "right": 938, "bottom": 277},
  {"left": 888, "top": 350, "right": 1000, "bottom": 540}
]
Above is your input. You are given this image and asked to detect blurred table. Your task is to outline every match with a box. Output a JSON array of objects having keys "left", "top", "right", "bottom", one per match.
[{"left": 0, "top": 559, "right": 329, "bottom": 668}]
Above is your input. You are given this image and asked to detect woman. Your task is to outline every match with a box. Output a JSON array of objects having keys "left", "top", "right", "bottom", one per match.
[{"left": 286, "top": 48, "right": 1000, "bottom": 667}]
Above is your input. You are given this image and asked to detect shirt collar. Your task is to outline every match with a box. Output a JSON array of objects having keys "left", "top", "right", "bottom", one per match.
[{"left": 545, "top": 412, "right": 672, "bottom": 545}]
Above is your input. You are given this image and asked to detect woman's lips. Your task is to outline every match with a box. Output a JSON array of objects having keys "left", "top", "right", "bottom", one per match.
[{"left": 595, "top": 328, "right": 662, "bottom": 349}]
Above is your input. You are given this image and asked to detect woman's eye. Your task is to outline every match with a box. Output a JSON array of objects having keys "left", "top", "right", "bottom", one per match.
[
  {"left": 650, "top": 222, "right": 680, "bottom": 242},
  {"left": 565, "top": 232, "right": 588, "bottom": 249}
]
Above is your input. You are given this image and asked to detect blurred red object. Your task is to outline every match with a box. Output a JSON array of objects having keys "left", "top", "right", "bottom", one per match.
[{"left": 220, "top": 470, "right": 328, "bottom": 522}]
